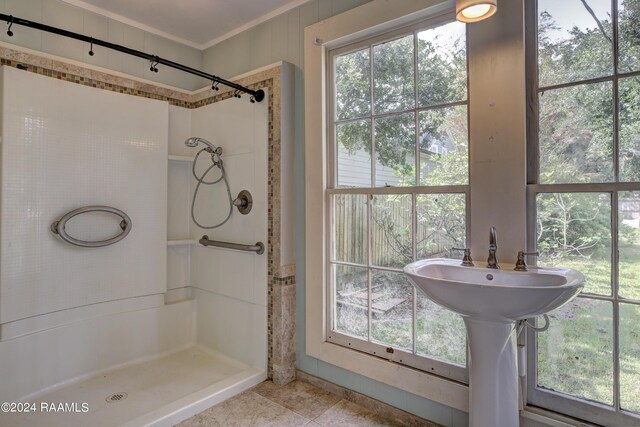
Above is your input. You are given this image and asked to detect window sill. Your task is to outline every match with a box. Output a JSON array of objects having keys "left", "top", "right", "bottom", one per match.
[
  {"left": 307, "top": 339, "right": 469, "bottom": 412},
  {"left": 521, "top": 406, "right": 599, "bottom": 427}
]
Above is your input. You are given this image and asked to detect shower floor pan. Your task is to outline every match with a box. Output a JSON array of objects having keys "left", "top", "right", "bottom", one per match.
[{"left": 1, "top": 346, "right": 264, "bottom": 427}]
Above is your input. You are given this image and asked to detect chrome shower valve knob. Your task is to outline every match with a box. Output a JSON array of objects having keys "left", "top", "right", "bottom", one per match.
[{"left": 233, "top": 190, "right": 253, "bottom": 215}]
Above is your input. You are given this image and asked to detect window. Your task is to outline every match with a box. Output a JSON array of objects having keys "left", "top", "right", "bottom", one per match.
[
  {"left": 527, "top": 0, "right": 640, "bottom": 424},
  {"left": 327, "top": 18, "right": 470, "bottom": 381}
]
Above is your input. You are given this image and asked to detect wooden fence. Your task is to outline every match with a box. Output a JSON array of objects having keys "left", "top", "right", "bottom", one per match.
[{"left": 333, "top": 194, "right": 459, "bottom": 266}]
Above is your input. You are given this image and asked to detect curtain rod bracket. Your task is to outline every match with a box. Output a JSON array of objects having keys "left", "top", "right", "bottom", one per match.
[{"left": 6, "top": 15, "right": 13, "bottom": 37}]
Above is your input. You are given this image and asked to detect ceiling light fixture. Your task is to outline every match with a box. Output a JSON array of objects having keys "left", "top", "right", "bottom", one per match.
[{"left": 456, "top": 0, "right": 497, "bottom": 23}]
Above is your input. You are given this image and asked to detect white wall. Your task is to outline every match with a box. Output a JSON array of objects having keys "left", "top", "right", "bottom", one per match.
[
  {"left": 468, "top": 0, "right": 526, "bottom": 262},
  {"left": 0, "top": 65, "right": 168, "bottom": 325},
  {"left": 202, "top": 0, "right": 372, "bottom": 79},
  {"left": 189, "top": 94, "right": 269, "bottom": 370},
  {"left": 0, "top": 0, "right": 206, "bottom": 90}
]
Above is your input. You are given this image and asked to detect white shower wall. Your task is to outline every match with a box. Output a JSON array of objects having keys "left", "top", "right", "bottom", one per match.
[
  {"left": 0, "top": 66, "right": 197, "bottom": 404},
  {"left": 189, "top": 95, "right": 269, "bottom": 370},
  {"left": 0, "top": 66, "right": 168, "bottom": 325}
]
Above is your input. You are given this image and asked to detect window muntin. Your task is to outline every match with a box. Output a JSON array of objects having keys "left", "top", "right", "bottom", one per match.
[
  {"left": 528, "top": 0, "right": 640, "bottom": 424},
  {"left": 328, "top": 19, "right": 470, "bottom": 381}
]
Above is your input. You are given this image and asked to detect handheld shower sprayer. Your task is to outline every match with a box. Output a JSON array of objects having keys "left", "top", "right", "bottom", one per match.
[
  {"left": 184, "top": 137, "right": 232, "bottom": 229},
  {"left": 184, "top": 137, "right": 222, "bottom": 155}
]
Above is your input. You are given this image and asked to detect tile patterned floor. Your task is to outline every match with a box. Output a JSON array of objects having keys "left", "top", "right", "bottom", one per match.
[{"left": 177, "top": 380, "right": 409, "bottom": 426}]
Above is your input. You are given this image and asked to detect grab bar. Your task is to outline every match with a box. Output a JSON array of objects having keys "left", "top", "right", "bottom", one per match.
[
  {"left": 51, "top": 206, "right": 132, "bottom": 248},
  {"left": 199, "top": 235, "right": 264, "bottom": 255}
]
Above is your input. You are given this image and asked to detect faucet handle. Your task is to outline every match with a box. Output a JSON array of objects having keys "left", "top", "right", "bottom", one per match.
[
  {"left": 452, "top": 247, "right": 474, "bottom": 267},
  {"left": 514, "top": 251, "right": 540, "bottom": 271}
]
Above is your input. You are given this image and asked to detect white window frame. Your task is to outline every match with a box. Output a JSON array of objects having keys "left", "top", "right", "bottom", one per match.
[
  {"left": 325, "top": 16, "right": 471, "bottom": 384},
  {"left": 525, "top": 0, "right": 640, "bottom": 425},
  {"left": 304, "top": 0, "right": 470, "bottom": 412},
  {"left": 306, "top": 0, "right": 530, "bottom": 417}
]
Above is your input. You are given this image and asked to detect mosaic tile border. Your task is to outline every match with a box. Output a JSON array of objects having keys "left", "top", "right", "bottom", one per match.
[{"left": 0, "top": 46, "right": 296, "bottom": 384}]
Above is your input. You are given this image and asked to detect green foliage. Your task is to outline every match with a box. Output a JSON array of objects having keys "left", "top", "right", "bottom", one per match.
[
  {"left": 535, "top": 4, "right": 640, "bottom": 411},
  {"left": 619, "top": 0, "right": 640, "bottom": 71},
  {"left": 537, "top": 193, "right": 610, "bottom": 258},
  {"left": 335, "top": 23, "right": 468, "bottom": 181},
  {"left": 537, "top": 1, "right": 640, "bottom": 261},
  {"left": 374, "top": 114, "right": 415, "bottom": 181},
  {"left": 334, "top": 3, "right": 640, "bottom": 406},
  {"left": 619, "top": 78, "right": 640, "bottom": 182},
  {"left": 416, "top": 193, "right": 466, "bottom": 258},
  {"left": 335, "top": 48, "right": 370, "bottom": 120},
  {"left": 538, "top": 79, "right": 614, "bottom": 184},
  {"left": 417, "top": 29, "right": 467, "bottom": 106},
  {"left": 419, "top": 106, "right": 468, "bottom": 186},
  {"left": 374, "top": 35, "right": 414, "bottom": 113},
  {"left": 538, "top": 9, "right": 612, "bottom": 87},
  {"left": 337, "top": 120, "right": 370, "bottom": 156}
]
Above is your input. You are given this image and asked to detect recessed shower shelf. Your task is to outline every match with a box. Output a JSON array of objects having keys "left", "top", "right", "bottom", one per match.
[
  {"left": 167, "top": 239, "right": 196, "bottom": 246},
  {"left": 168, "top": 155, "right": 194, "bottom": 162}
]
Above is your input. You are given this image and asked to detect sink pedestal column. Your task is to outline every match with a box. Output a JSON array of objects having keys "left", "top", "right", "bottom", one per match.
[{"left": 464, "top": 318, "right": 519, "bottom": 427}]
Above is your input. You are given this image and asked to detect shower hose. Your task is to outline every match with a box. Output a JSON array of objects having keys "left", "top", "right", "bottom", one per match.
[{"left": 190, "top": 147, "right": 233, "bottom": 229}]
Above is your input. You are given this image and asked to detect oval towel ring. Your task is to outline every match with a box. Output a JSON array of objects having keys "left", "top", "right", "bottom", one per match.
[{"left": 51, "top": 206, "right": 132, "bottom": 248}]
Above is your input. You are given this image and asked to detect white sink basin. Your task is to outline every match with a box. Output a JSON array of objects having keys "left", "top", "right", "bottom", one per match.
[
  {"left": 404, "top": 257, "right": 585, "bottom": 427},
  {"left": 404, "top": 258, "right": 585, "bottom": 322},
  {"left": 404, "top": 258, "right": 584, "bottom": 427}
]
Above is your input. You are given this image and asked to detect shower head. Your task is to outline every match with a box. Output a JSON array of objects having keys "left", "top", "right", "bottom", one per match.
[{"left": 184, "top": 137, "right": 220, "bottom": 154}]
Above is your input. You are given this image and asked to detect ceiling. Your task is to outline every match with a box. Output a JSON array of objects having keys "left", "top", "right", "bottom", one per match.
[{"left": 61, "top": 0, "right": 311, "bottom": 49}]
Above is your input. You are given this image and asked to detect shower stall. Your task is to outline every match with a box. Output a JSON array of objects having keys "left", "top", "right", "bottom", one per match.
[{"left": 0, "top": 64, "right": 269, "bottom": 426}]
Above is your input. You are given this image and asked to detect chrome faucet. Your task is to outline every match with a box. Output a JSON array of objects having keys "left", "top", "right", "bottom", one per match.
[
  {"left": 514, "top": 250, "right": 540, "bottom": 271},
  {"left": 487, "top": 226, "right": 499, "bottom": 269},
  {"left": 452, "top": 247, "right": 474, "bottom": 267}
]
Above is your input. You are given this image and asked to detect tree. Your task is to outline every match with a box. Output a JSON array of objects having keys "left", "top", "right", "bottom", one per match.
[
  {"left": 335, "top": 24, "right": 467, "bottom": 185},
  {"left": 537, "top": 193, "right": 610, "bottom": 258},
  {"left": 536, "top": 0, "right": 640, "bottom": 259}
]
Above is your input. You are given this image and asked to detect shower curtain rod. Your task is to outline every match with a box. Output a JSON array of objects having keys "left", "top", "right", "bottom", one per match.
[{"left": 0, "top": 13, "right": 265, "bottom": 103}]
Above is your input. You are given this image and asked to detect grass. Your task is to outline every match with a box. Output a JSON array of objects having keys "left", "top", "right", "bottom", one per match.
[
  {"left": 543, "top": 254, "right": 640, "bottom": 300},
  {"left": 619, "top": 304, "right": 640, "bottom": 413},
  {"left": 535, "top": 231, "right": 640, "bottom": 411},
  {"left": 538, "top": 299, "right": 614, "bottom": 405},
  {"left": 538, "top": 297, "right": 640, "bottom": 414}
]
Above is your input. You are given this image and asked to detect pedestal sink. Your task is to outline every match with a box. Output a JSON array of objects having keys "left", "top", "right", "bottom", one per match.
[{"left": 404, "top": 258, "right": 585, "bottom": 427}]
